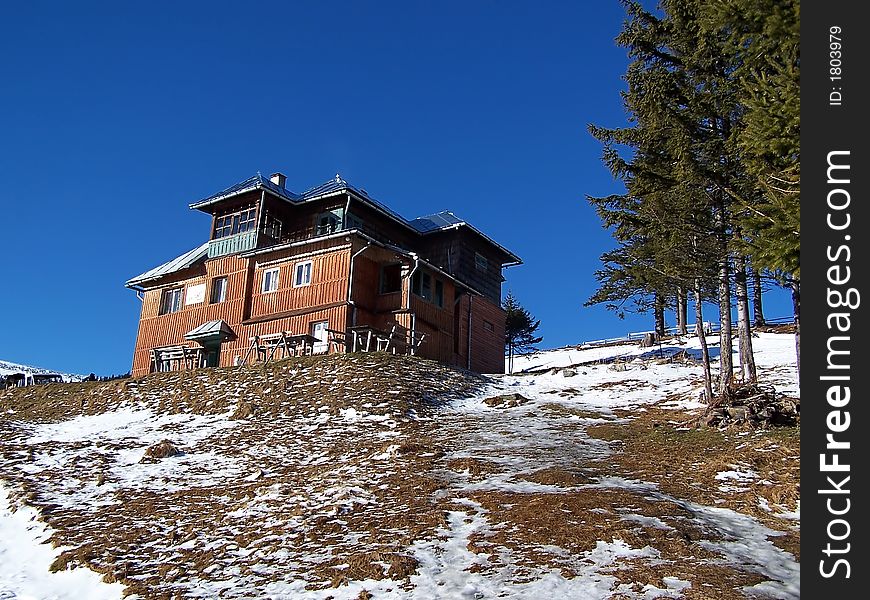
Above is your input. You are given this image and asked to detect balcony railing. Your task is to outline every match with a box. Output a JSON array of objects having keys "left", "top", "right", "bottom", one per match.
[
  {"left": 207, "top": 223, "right": 405, "bottom": 259},
  {"left": 208, "top": 230, "right": 257, "bottom": 258}
]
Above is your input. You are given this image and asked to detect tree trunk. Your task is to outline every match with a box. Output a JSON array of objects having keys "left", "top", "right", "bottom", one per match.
[
  {"left": 695, "top": 279, "right": 714, "bottom": 404},
  {"left": 752, "top": 268, "right": 765, "bottom": 326},
  {"left": 508, "top": 342, "right": 514, "bottom": 374},
  {"left": 715, "top": 203, "right": 733, "bottom": 394},
  {"left": 654, "top": 292, "right": 665, "bottom": 338},
  {"left": 676, "top": 287, "right": 688, "bottom": 335},
  {"left": 791, "top": 277, "right": 800, "bottom": 383},
  {"left": 735, "top": 255, "right": 757, "bottom": 382}
]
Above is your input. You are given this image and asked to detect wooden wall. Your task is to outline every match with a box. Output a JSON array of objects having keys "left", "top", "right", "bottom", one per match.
[
  {"left": 451, "top": 293, "right": 505, "bottom": 374},
  {"left": 249, "top": 246, "right": 351, "bottom": 319},
  {"left": 131, "top": 245, "right": 352, "bottom": 376},
  {"left": 131, "top": 229, "right": 508, "bottom": 376}
]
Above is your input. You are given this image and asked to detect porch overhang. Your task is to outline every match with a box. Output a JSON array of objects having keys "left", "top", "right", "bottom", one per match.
[{"left": 185, "top": 320, "right": 236, "bottom": 344}]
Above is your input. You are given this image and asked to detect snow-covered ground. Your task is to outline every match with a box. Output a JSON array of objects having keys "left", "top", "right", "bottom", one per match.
[
  {"left": 0, "top": 334, "right": 799, "bottom": 599},
  {"left": 509, "top": 332, "right": 799, "bottom": 398},
  {"left": 0, "top": 358, "right": 83, "bottom": 382},
  {"left": 0, "top": 483, "right": 125, "bottom": 600}
]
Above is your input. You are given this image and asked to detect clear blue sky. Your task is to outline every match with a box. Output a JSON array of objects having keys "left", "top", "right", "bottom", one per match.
[{"left": 0, "top": 1, "right": 792, "bottom": 375}]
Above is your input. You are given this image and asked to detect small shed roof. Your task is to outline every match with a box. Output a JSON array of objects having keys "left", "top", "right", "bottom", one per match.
[
  {"left": 185, "top": 320, "right": 235, "bottom": 341},
  {"left": 126, "top": 242, "right": 209, "bottom": 288}
]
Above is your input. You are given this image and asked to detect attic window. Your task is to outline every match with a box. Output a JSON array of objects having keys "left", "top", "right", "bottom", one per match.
[
  {"left": 474, "top": 252, "right": 489, "bottom": 272},
  {"left": 215, "top": 208, "right": 257, "bottom": 239}
]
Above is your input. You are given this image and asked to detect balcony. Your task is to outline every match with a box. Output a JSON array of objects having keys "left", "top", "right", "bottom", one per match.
[{"left": 208, "top": 230, "right": 257, "bottom": 258}]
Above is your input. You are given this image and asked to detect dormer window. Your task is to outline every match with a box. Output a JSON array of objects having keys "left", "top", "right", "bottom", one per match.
[{"left": 214, "top": 208, "right": 257, "bottom": 239}]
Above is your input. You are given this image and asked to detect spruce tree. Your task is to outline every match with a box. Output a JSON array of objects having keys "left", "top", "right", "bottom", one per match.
[{"left": 503, "top": 291, "right": 543, "bottom": 374}]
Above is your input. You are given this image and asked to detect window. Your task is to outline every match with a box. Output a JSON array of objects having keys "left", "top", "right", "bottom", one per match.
[
  {"left": 210, "top": 277, "right": 227, "bottom": 304},
  {"left": 380, "top": 264, "right": 402, "bottom": 294},
  {"left": 159, "top": 287, "right": 183, "bottom": 315},
  {"left": 315, "top": 209, "right": 343, "bottom": 235},
  {"left": 483, "top": 320, "right": 495, "bottom": 332},
  {"left": 262, "top": 211, "right": 283, "bottom": 240},
  {"left": 474, "top": 252, "right": 489, "bottom": 272},
  {"left": 262, "top": 268, "right": 279, "bottom": 293},
  {"left": 412, "top": 269, "right": 444, "bottom": 307},
  {"left": 412, "top": 270, "right": 432, "bottom": 302},
  {"left": 214, "top": 207, "right": 257, "bottom": 239},
  {"left": 293, "top": 261, "right": 312, "bottom": 287}
]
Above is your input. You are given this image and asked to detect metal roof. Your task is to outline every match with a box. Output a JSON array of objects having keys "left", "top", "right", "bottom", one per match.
[
  {"left": 411, "top": 211, "right": 522, "bottom": 265},
  {"left": 190, "top": 173, "right": 300, "bottom": 209},
  {"left": 126, "top": 242, "right": 209, "bottom": 288},
  {"left": 185, "top": 320, "right": 235, "bottom": 341},
  {"left": 409, "top": 211, "right": 465, "bottom": 233}
]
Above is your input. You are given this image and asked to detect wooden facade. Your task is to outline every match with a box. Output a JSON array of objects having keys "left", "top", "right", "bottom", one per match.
[{"left": 127, "top": 173, "right": 520, "bottom": 376}]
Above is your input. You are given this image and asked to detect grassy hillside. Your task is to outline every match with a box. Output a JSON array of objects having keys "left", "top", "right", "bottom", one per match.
[{"left": 0, "top": 337, "right": 800, "bottom": 600}]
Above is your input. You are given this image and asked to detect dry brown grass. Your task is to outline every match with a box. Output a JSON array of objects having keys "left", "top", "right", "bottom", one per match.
[
  {"left": 0, "top": 352, "right": 799, "bottom": 598},
  {"left": 588, "top": 404, "right": 800, "bottom": 559}
]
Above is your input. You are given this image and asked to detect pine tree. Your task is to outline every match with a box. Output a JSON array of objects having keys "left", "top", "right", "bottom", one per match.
[
  {"left": 704, "top": 0, "right": 800, "bottom": 378},
  {"left": 503, "top": 291, "right": 543, "bottom": 374},
  {"left": 588, "top": 0, "right": 771, "bottom": 398}
]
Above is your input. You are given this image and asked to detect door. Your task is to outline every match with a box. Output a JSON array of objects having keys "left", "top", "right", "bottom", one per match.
[
  {"left": 311, "top": 320, "right": 329, "bottom": 354},
  {"left": 202, "top": 342, "right": 221, "bottom": 367}
]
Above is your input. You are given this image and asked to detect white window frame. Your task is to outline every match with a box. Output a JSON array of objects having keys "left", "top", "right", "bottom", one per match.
[
  {"left": 210, "top": 276, "right": 228, "bottom": 304},
  {"left": 262, "top": 268, "right": 280, "bottom": 293},
  {"left": 159, "top": 287, "right": 183, "bottom": 315},
  {"left": 293, "top": 260, "right": 313, "bottom": 287}
]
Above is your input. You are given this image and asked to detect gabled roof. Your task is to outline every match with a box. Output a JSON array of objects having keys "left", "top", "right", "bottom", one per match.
[
  {"left": 411, "top": 211, "right": 522, "bottom": 265},
  {"left": 189, "top": 173, "right": 416, "bottom": 234},
  {"left": 189, "top": 173, "right": 300, "bottom": 209},
  {"left": 126, "top": 242, "right": 209, "bottom": 288},
  {"left": 298, "top": 175, "right": 413, "bottom": 230}
]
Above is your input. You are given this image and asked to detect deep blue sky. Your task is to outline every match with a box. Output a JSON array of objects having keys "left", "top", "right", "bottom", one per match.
[{"left": 0, "top": 1, "right": 792, "bottom": 375}]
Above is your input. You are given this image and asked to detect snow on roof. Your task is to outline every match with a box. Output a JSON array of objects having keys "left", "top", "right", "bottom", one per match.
[{"left": 126, "top": 242, "right": 209, "bottom": 288}]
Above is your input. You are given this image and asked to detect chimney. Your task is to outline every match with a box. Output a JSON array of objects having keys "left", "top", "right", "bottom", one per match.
[{"left": 269, "top": 172, "right": 287, "bottom": 188}]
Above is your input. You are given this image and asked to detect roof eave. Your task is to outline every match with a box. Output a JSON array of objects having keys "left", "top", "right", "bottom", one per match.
[{"left": 189, "top": 182, "right": 298, "bottom": 211}]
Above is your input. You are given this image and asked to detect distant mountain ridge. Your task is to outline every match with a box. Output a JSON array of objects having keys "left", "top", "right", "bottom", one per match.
[{"left": 0, "top": 359, "right": 84, "bottom": 382}]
